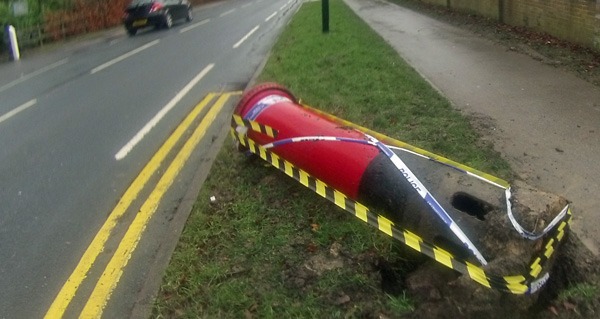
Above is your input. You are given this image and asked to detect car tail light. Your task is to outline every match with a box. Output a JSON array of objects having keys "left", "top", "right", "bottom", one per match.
[{"left": 149, "top": 2, "right": 164, "bottom": 13}]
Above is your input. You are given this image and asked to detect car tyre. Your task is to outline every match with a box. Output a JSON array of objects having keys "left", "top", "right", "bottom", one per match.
[
  {"left": 126, "top": 28, "right": 137, "bottom": 36},
  {"left": 186, "top": 8, "right": 193, "bottom": 22},
  {"left": 164, "top": 12, "right": 173, "bottom": 29}
]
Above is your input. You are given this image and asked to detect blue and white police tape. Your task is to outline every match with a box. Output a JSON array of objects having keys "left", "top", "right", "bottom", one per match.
[
  {"left": 234, "top": 122, "right": 488, "bottom": 265},
  {"left": 365, "top": 133, "right": 488, "bottom": 265}
]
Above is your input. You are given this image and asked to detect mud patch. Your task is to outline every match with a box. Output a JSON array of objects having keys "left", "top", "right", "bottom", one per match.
[
  {"left": 277, "top": 231, "right": 600, "bottom": 318},
  {"left": 281, "top": 176, "right": 597, "bottom": 318},
  {"left": 467, "top": 112, "right": 502, "bottom": 146}
]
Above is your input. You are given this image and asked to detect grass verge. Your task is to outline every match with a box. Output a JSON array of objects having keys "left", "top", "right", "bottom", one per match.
[{"left": 152, "top": 0, "right": 512, "bottom": 317}]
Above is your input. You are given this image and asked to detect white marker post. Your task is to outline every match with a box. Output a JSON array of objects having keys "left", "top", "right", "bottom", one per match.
[{"left": 7, "top": 25, "right": 20, "bottom": 61}]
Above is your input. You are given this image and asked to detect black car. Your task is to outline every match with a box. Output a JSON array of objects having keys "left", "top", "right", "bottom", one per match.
[{"left": 123, "top": 0, "right": 193, "bottom": 36}]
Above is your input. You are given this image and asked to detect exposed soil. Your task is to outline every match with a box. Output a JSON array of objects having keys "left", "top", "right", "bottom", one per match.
[
  {"left": 277, "top": 163, "right": 600, "bottom": 318},
  {"left": 278, "top": 229, "right": 600, "bottom": 318}
]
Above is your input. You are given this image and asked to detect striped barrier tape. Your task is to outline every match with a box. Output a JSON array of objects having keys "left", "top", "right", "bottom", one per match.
[
  {"left": 297, "top": 105, "right": 510, "bottom": 188},
  {"left": 231, "top": 115, "right": 572, "bottom": 294},
  {"left": 233, "top": 123, "right": 490, "bottom": 266},
  {"left": 231, "top": 117, "right": 487, "bottom": 264},
  {"left": 297, "top": 105, "right": 569, "bottom": 241},
  {"left": 365, "top": 133, "right": 488, "bottom": 265},
  {"left": 231, "top": 116, "right": 279, "bottom": 138},
  {"left": 232, "top": 112, "right": 567, "bottom": 243}
]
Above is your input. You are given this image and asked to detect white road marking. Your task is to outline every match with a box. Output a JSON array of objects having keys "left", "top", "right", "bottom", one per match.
[
  {"left": 114, "top": 63, "right": 215, "bottom": 160},
  {"left": 0, "top": 59, "right": 68, "bottom": 93},
  {"left": 265, "top": 11, "right": 277, "bottom": 22},
  {"left": 219, "top": 9, "right": 235, "bottom": 17},
  {"left": 233, "top": 26, "right": 259, "bottom": 49},
  {"left": 180, "top": 19, "right": 210, "bottom": 33},
  {"left": 279, "top": 4, "right": 287, "bottom": 10},
  {"left": 109, "top": 38, "right": 124, "bottom": 46},
  {"left": 91, "top": 40, "right": 159, "bottom": 74},
  {"left": 0, "top": 99, "right": 37, "bottom": 124}
]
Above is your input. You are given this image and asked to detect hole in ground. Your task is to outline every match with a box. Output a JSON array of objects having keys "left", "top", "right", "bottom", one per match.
[
  {"left": 377, "top": 244, "right": 427, "bottom": 295},
  {"left": 451, "top": 192, "right": 494, "bottom": 221}
]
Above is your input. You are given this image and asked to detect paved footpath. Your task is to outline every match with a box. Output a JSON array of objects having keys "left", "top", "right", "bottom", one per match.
[{"left": 345, "top": 0, "right": 600, "bottom": 254}]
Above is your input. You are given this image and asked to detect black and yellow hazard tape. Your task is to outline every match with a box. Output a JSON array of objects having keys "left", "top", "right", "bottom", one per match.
[
  {"left": 301, "top": 104, "right": 510, "bottom": 189},
  {"left": 230, "top": 115, "right": 571, "bottom": 295},
  {"left": 231, "top": 114, "right": 278, "bottom": 138}
]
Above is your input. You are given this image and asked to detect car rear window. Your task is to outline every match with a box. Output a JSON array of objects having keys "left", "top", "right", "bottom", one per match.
[{"left": 129, "top": 0, "right": 162, "bottom": 6}]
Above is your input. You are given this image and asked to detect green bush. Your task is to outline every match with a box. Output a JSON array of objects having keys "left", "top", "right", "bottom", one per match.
[{"left": 0, "top": 1, "right": 42, "bottom": 29}]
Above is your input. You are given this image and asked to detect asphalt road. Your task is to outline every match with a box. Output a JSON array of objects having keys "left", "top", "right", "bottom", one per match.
[{"left": 0, "top": 0, "right": 299, "bottom": 317}]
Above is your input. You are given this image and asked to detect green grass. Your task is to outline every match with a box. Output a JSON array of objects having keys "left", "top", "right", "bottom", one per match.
[
  {"left": 258, "top": 0, "right": 510, "bottom": 177},
  {"left": 559, "top": 282, "right": 600, "bottom": 303},
  {"left": 386, "top": 293, "right": 415, "bottom": 314},
  {"left": 153, "top": 147, "right": 411, "bottom": 318},
  {"left": 152, "top": 0, "right": 512, "bottom": 317}
]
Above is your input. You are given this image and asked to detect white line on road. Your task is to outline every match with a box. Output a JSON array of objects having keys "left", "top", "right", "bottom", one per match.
[
  {"left": 265, "top": 11, "right": 277, "bottom": 22},
  {"left": 91, "top": 40, "right": 159, "bottom": 74},
  {"left": 0, "top": 59, "right": 68, "bottom": 93},
  {"left": 109, "top": 38, "right": 124, "bottom": 46},
  {"left": 0, "top": 99, "right": 37, "bottom": 124},
  {"left": 279, "top": 4, "right": 287, "bottom": 10},
  {"left": 180, "top": 19, "right": 210, "bottom": 33},
  {"left": 233, "top": 26, "right": 259, "bottom": 49},
  {"left": 219, "top": 9, "right": 235, "bottom": 17},
  {"left": 114, "top": 63, "right": 215, "bottom": 160}
]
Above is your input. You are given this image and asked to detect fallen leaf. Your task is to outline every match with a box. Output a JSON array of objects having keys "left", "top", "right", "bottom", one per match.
[
  {"left": 310, "top": 223, "right": 319, "bottom": 232},
  {"left": 563, "top": 301, "right": 577, "bottom": 310},
  {"left": 245, "top": 303, "right": 258, "bottom": 319},
  {"left": 533, "top": 239, "right": 543, "bottom": 252},
  {"left": 335, "top": 294, "right": 351, "bottom": 305},
  {"left": 329, "top": 242, "right": 341, "bottom": 257},
  {"left": 549, "top": 305, "right": 559, "bottom": 316},
  {"left": 563, "top": 301, "right": 577, "bottom": 312}
]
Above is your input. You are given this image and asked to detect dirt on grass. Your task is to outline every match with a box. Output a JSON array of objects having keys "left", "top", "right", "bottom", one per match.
[
  {"left": 274, "top": 165, "right": 600, "bottom": 318},
  {"left": 274, "top": 216, "right": 600, "bottom": 318}
]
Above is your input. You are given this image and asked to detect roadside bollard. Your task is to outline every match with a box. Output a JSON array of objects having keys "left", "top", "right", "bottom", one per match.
[{"left": 6, "top": 25, "right": 20, "bottom": 61}]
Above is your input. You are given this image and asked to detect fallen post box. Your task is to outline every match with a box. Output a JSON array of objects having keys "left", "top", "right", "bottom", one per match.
[{"left": 230, "top": 83, "right": 572, "bottom": 294}]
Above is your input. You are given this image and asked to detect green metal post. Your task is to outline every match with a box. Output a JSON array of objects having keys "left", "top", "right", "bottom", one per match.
[{"left": 322, "top": 0, "right": 329, "bottom": 33}]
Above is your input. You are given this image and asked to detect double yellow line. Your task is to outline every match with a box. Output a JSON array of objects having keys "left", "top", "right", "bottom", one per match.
[{"left": 45, "top": 91, "right": 240, "bottom": 318}]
